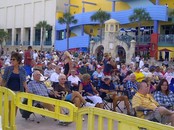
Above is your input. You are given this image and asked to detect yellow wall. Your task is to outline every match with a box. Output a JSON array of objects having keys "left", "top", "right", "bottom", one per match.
[
  {"left": 151, "top": 0, "right": 174, "bottom": 8},
  {"left": 70, "top": 0, "right": 130, "bottom": 14},
  {"left": 158, "top": 47, "right": 174, "bottom": 60},
  {"left": 84, "top": 25, "right": 100, "bottom": 36}
]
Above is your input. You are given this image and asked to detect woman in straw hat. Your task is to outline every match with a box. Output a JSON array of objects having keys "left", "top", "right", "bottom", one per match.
[{"left": 63, "top": 51, "right": 72, "bottom": 76}]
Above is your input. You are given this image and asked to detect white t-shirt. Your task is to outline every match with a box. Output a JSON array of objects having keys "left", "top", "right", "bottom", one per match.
[
  {"left": 68, "top": 75, "right": 80, "bottom": 86},
  {"left": 50, "top": 72, "right": 60, "bottom": 82}
]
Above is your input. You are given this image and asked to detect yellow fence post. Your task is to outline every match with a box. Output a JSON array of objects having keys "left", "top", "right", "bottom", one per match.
[
  {"left": 0, "top": 87, "right": 16, "bottom": 130},
  {"left": 0, "top": 116, "right": 2, "bottom": 130},
  {"left": 1, "top": 87, "right": 174, "bottom": 130}
]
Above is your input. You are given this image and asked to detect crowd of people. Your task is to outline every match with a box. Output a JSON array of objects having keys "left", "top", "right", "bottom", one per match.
[{"left": 0, "top": 46, "right": 174, "bottom": 126}]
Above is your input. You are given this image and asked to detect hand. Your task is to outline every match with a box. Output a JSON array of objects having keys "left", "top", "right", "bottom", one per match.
[
  {"left": 25, "top": 87, "right": 29, "bottom": 93},
  {"left": 54, "top": 91, "right": 60, "bottom": 98}
]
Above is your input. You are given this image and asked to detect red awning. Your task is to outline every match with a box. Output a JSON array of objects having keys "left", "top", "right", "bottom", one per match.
[{"left": 158, "top": 48, "right": 173, "bottom": 52}]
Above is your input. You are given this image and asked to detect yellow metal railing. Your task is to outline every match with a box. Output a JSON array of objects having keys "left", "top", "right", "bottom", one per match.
[
  {"left": 0, "top": 87, "right": 174, "bottom": 130},
  {"left": 16, "top": 92, "right": 78, "bottom": 122},
  {"left": 76, "top": 107, "right": 174, "bottom": 130},
  {"left": 0, "top": 87, "right": 16, "bottom": 130}
]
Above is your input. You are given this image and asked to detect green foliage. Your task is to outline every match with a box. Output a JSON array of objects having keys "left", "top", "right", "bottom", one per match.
[
  {"left": 58, "top": 12, "right": 78, "bottom": 26},
  {"left": 36, "top": 20, "right": 52, "bottom": 30},
  {"left": 169, "top": 9, "right": 174, "bottom": 17},
  {"left": 58, "top": 12, "right": 78, "bottom": 50},
  {"left": 35, "top": 21, "right": 52, "bottom": 50},
  {"left": 90, "top": 9, "right": 111, "bottom": 24},
  {"left": 129, "top": 8, "right": 151, "bottom": 23},
  {"left": 0, "top": 30, "right": 8, "bottom": 43},
  {"left": 90, "top": 9, "right": 110, "bottom": 42}
]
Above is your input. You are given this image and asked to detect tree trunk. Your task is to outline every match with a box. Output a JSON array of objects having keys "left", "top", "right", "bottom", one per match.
[
  {"left": 100, "top": 23, "right": 103, "bottom": 43},
  {"left": 137, "top": 22, "right": 141, "bottom": 55},
  {"left": 66, "top": 25, "right": 70, "bottom": 50},
  {"left": 40, "top": 27, "right": 43, "bottom": 51}
]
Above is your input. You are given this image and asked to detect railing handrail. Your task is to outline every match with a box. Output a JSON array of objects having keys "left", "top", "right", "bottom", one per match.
[
  {"left": 16, "top": 92, "right": 78, "bottom": 122},
  {"left": 0, "top": 87, "right": 173, "bottom": 130},
  {"left": 76, "top": 107, "right": 174, "bottom": 130},
  {"left": 0, "top": 87, "right": 16, "bottom": 130}
]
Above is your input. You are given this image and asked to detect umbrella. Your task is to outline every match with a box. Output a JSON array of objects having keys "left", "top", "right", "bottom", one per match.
[
  {"left": 158, "top": 48, "right": 173, "bottom": 52},
  {"left": 120, "top": 28, "right": 125, "bottom": 33}
]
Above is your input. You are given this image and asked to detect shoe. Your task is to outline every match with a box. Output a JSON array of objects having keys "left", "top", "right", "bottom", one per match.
[
  {"left": 85, "top": 102, "right": 95, "bottom": 107},
  {"left": 58, "top": 121, "right": 72, "bottom": 126}
]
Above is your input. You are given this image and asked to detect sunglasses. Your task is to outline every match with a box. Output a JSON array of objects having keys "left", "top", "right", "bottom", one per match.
[{"left": 11, "top": 58, "right": 16, "bottom": 61}]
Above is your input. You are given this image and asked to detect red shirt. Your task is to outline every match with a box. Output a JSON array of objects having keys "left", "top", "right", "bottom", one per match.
[{"left": 24, "top": 50, "right": 32, "bottom": 66}]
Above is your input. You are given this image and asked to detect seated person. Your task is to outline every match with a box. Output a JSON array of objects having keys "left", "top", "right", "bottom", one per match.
[
  {"left": 154, "top": 79, "right": 174, "bottom": 109},
  {"left": 67, "top": 69, "right": 81, "bottom": 91},
  {"left": 53, "top": 74, "right": 95, "bottom": 108},
  {"left": 44, "top": 62, "right": 54, "bottom": 77},
  {"left": 50, "top": 65, "right": 62, "bottom": 83},
  {"left": 99, "top": 76, "right": 130, "bottom": 114},
  {"left": 134, "top": 67, "right": 145, "bottom": 83},
  {"left": 92, "top": 66, "right": 104, "bottom": 89},
  {"left": 132, "top": 81, "right": 174, "bottom": 126},
  {"left": 126, "top": 73, "right": 139, "bottom": 99},
  {"left": 28, "top": 70, "right": 59, "bottom": 112},
  {"left": 79, "top": 74, "right": 104, "bottom": 109}
]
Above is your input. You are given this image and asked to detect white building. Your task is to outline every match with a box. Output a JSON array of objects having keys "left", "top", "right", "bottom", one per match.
[{"left": 0, "top": 0, "right": 69, "bottom": 49}]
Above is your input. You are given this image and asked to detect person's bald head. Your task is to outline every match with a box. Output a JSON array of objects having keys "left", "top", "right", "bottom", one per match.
[
  {"left": 138, "top": 81, "right": 149, "bottom": 95},
  {"left": 130, "top": 73, "right": 136, "bottom": 82},
  {"left": 33, "top": 70, "right": 42, "bottom": 81}
]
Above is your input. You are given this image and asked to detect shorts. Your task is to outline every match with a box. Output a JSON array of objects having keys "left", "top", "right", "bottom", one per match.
[
  {"left": 145, "top": 107, "right": 170, "bottom": 124},
  {"left": 65, "top": 94, "right": 72, "bottom": 101}
]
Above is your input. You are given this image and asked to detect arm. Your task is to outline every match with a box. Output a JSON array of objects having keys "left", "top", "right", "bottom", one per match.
[
  {"left": 91, "top": 83, "right": 99, "bottom": 95},
  {"left": 78, "top": 83, "right": 83, "bottom": 94},
  {"left": 23, "top": 82, "right": 29, "bottom": 92}
]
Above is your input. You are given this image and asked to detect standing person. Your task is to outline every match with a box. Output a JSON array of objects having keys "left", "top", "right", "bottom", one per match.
[
  {"left": 24, "top": 46, "right": 33, "bottom": 76},
  {"left": 63, "top": 51, "right": 72, "bottom": 76},
  {"left": 1, "top": 52, "right": 28, "bottom": 115}
]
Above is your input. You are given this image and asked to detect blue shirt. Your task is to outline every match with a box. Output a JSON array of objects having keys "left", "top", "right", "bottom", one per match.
[
  {"left": 82, "top": 83, "right": 94, "bottom": 95},
  {"left": 154, "top": 91, "right": 174, "bottom": 107},
  {"left": 2, "top": 66, "right": 26, "bottom": 92},
  {"left": 100, "top": 83, "right": 115, "bottom": 98},
  {"left": 7, "top": 72, "right": 20, "bottom": 91},
  {"left": 28, "top": 80, "right": 50, "bottom": 97}
]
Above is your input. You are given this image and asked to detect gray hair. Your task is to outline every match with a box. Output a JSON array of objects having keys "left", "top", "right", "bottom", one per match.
[{"left": 58, "top": 74, "right": 66, "bottom": 81}]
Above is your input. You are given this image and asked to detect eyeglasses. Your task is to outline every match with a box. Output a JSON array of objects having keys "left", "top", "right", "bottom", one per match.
[
  {"left": 162, "top": 84, "right": 168, "bottom": 86},
  {"left": 36, "top": 74, "right": 41, "bottom": 76},
  {"left": 11, "top": 58, "right": 16, "bottom": 61}
]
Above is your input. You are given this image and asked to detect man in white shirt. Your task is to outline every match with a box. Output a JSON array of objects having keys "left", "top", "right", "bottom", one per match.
[
  {"left": 68, "top": 69, "right": 81, "bottom": 91},
  {"left": 44, "top": 62, "right": 54, "bottom": 77},
  {"left": 50, "top": 65, "right": 62, "bottom": 83},
  {"left": 139, "top": 58, "right": 144, "bottom": 69}
]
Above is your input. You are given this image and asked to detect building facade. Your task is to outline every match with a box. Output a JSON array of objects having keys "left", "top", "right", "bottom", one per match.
[
  {"left": 0, "top": 0, "right": 57, "bottom": 50},
  {"left": 56, "top": 0, "right": 174, "bottom": 60}
]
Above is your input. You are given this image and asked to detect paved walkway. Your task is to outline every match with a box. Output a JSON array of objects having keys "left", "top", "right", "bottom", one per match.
[
  {"left": 16, "top": 102, "right": 124, "bottom": 130},
  {"left": 16, "top": 111, "right": 119, "bottom": 130}
]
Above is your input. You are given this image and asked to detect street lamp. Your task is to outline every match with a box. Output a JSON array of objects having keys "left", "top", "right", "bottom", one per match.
[
  {"left": 81, "top": 1, "right": 97, "bottom": 35},
  {"left": 90, "top": 40, "right": 95, "bottom": 55},
  {"left": 64, "top": 3, "right": 79, "bottom": 13}
]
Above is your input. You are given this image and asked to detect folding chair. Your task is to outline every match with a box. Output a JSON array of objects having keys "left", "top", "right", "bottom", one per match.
[{"left": 102, "top": 95, "right": 123, "bottom": 113}]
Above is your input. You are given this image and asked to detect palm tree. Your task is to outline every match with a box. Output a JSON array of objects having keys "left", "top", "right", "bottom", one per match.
[
  {"left": 0, "top": 30, "right": 8, "bottom": 50},
  {"left": 129, "top": 8, "right": 151, "bottom": 54},
  {"left": 91, "top": 9, "right": 110, "bottom": 43},
  {"left": 58, "top": 12, "right": 78, "bottom": 50},
  {"left": 169, "top": 9, "right": 174, "bottom": 17},
  {"left": 36, "top": 21, "right": 52, "bottom": 51}
]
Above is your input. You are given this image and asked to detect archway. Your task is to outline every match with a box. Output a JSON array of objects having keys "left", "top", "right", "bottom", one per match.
[
  {"left": 116, "top": 45, "right": 126, "bottom": 63},
  {"left": 95, "top": 45, "right": 104, "bottom": 62}
]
